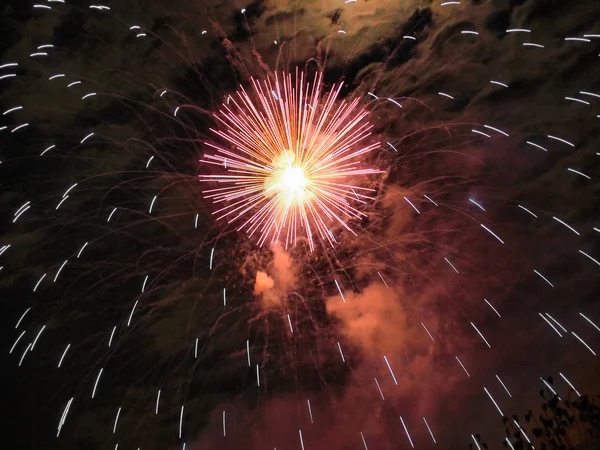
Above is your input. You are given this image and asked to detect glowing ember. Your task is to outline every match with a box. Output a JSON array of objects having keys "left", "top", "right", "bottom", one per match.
[{"left": 199, "top": 71, "right": 382, "bottom": 250}]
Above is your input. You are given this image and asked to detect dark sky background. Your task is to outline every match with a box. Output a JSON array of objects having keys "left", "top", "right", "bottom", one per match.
[{"left": 1, "top": 0, "right": 600, "bottom": 449}]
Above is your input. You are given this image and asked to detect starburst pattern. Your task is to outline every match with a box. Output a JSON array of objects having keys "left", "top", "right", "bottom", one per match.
[{"left": 199, "top": 71, "right": 382, "bottom": 250}]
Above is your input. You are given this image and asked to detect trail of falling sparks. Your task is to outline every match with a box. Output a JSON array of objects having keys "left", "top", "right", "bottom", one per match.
[{"left": 199, "top": 71, "right": 382, "bottom": 251}]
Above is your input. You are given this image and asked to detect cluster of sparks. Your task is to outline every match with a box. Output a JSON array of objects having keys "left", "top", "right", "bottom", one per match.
[
  {"left": 1, "top": 2, "right": 600, "bottom": 450},
  {"left": 199, "top": 71, "right": 382, "bottom": 250}
]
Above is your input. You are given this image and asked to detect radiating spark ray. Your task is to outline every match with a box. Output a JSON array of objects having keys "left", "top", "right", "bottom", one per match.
[
  {"left": 256, "top": 364, "right": 260, "bottom": 387},
  {"left": 484, "top": 124, "right": 509, "bottom": 136},
  {"left": 210, "top": 248, "right": 215, "bottom": 269},
  {"left": 541, "top": 377, "right": 560, "bottom": 399},
  {"left": 108, "top": 326, "right": 116, "bottom": 347},
  {"left": 335, "top": 279, "right": 346, "bottom": 302},
  {"left": 54, "top": 260, "right": 68, "bottom": 282},
  {"left": 223, "top": 410, "right": 226, "bottom": 436},
  {"left": 471, "top": 435, "right": 482, "bottom": 450},
  {"left": 108, "top": 208, "right": 117, "bottom": 222},
  {"left": 518, "top": 204, "right": 537, "bottom": 218},
  {"left": 77, "top": 242, "right": 88, "bottom": 258},
  {"left": 194, "top": 338, "right": 198, "bottom": 358},
  {"left": 360, "top": 432, "right": 369, "bottom": 450},
  {"left": 299, "top": 430, "right": 305, "bottom": 450},
  {"left": 156, "top": 390, "right": 161, "bottom": 414},
  {"left": 127, "top": 301, "right": 139, "bottom": 327},
  {"left": 19, "top": 343, "right": 32, "bottom": 366},
  {"left": 307, "top": 400, "right": 314, "bottom": 423},
  {"left": 33, "top": 274, "right": 46, "bottom": 292},
  {"left": 57, "top": 398, "right": 73, "bottom": 437},
  {"left": 179, "top": 405, "right": 184, "bottom": 438},
  {"left": 526, "top": 141, "right": 547, "bottom": 151},
  {"left": 424, "top": 195, "right": 438, "bottom": 206},
  {"left": 567, "top": 168, "right": 591, "bottom": 179},
  {"left": 149, "top": 195, "right": 157, "bottom": 213}
]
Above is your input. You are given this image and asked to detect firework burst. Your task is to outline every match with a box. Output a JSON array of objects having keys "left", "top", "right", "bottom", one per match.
[{"left": 199, "top": 71, "right": 382, "bottom": 250}]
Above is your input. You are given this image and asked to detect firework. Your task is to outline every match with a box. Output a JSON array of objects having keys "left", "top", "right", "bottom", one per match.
[
  {"left": 1, "top": 1, "right": 599, "bottom": 450},
  {"left": 199, "top": 71, "right": 382, "bottom": 250}
]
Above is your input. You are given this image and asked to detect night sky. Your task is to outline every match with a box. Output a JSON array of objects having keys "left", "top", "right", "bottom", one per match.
[{"left": 1, "top": 1, "right": 600, "bottom": 449}]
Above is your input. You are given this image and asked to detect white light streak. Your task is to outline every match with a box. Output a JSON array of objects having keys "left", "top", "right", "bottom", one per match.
[
  {"left": 195, "top": 338, "right": 198, "bottom": 358},
  {"left": 9, "top": 331, "right": 26, "bottom": 354},
  {"left": 246, "top": 340, "right": 251, "bottom": 366},
  {"left": 567, "top": 168, "right": 591, "bottom": 179},
  {"left": 496, "top": 375, "right": 512, "bottom": 397},
  {"left": 506, "top": 28, "right": 531, "bottom": 33},
  {"left": 539, "top": 313, "right": 563, "bottom": 337},
  {"left": 387, "top": 98, "right": 402, "bottom": 108},
  {"left": 404, "top": 196, "right": 420, "bottom": 214},
  {"left": 256, "top": 364, "right": 260, "bottom": 387},
  {"left": 444, "top": 257, "right": 459, "bottom": 273},
  {"left": 469, "top": 198, "right": 485, "bottom": 211},
  {"left": 63, "top": 183, "right": 77, "bottom": 197},
  {"left": 565, "top": 96, "right": 590, "bottom": 105},
  {"left": 54, "top": 260, "right": 68, "bottom": 282},
  {"left": 571, "top": 332, "right": 596, "bottom": 355},
  {"left": 399, "top": 417, "right": 414, "bottom": 448},
  {"left": 49, "top": 74, "right": 65, "bottom": 80},
  {"left": 142, "top": 275, "right": 149, "bottom": 293},
  {"left": 545, "top": 313, "right": 567, "bottom": 333},
  {"left": 383, "top": 355, "right": 398, "bottom": 384},
  {"left": 41, "top": 145, "right": 55, "bottom": 155},
  {"left": 505, "top": 438, "right": 516, "bottom": 450},
  {"left": 287, "top": 313, "right": 294, "bottom": 333},
  {"left": 179, "top": 405, "right": 184, "bottom": 438},
  {"left": 15, "top": 307, "right": 31, "bottom": 328},
  {"left": 127, "top": 301, "right": 139, "bottom": 327},
  {"left": 377, "top": 271, "right": 389, "bottom": 287},
  {"left": 67, "top": 81, "right": 81, "bottom": 87},
  {"left": 534, "top": 269, "right": 554, "bottom": 287},
  {"left": 0, "top": 74, "right": 16, "bottom": 80},
  {"left": 541, "top": 378, "right": 560, "bottom": 399},
  {"left": 56, "top": 196, "right": 69, "bottom": 209},
  {"left": 107, "top": 207, "right": 117, "bottom": 222},
  {"left": 3, "top": 106, "right": 23, "bottom": 115},
  {"left": 210, "top": 248, "right": 214, "bottom": 269},
  {"left": 484, "top": 298, "right": 501, "bottom": 317},
  {"left": 113, "top": 407, "right": 121, "bottom": 434},
  {"left": 526, "top": 141, "right": 547, "bottom": 151},
  {"left": 580, "top": 91, "right": 600, "bottom": 98},
  {"left": 92, "top": 368, "right": 103, "bottom": 398},
  {"left": 518, "top": 204, "right": 537, "bottom": 218},
  {"left": 335, "top": 341, "right": 346, "bottom": 363},
  {"left": 223, "top": 288, "right": 226, "bottom": 306},
  {"left": 484, "top": 387, "right": 504, "bottom": 416},
  {"left": 484, "top": 124, "right": 509, "bottom": 136},
  {"left": 31, "top": 325, "right": 46, "bottom": 350},
  {"left": 82, "top": 93, "right": 96, "bottom": 100},
  {"left": 423, "top": 417, "right": 437, "bottom": 443},
  {"left": 30, "top": 52, "right": 48, "bottom": 57},
  {"left": 57, "top": 398, "right": 73, "bottom": 437},
  {"left": 19, "top": 343, "right": 32, "bottom": 366},
  {"left": 490, "top": 80, "right": 508, "bottom": 87},
  {"left": 80, "top": 133, "right": 94, "bottom": 143},
  {"left": 455, "top": 356, "right": 470, "bottom": 377},
  {"left": 472, "top": 129, "right": 491, "bottom": 138},
  {"left": 156, "top": 390, "right": 161, "bottom": 414},
  {"left": 360, "top": 432, "right": 369, "bottom": 450},
  {"left": 12, "top": 123, "right": 29, "bottom": 133},
  {"left": 471, "top": 435, "right": 483, "bottom": 450},
  {"left": 77, "top": 242, "right": 88, "bottom": 258},
  {"left": 58, "top": 344, "right": 70, "bottom": 367},
  {"left": 33, "top": 274, "right": 46, "bottom": 292},
  {"left": 424, "top": 194, "right": 438, "bottom": 206},
  {"left": 552, "top": 216, "right": 579, "bottom": 235},
  {"left": 580, "top": 312, "right": 600, "bottom": 332},
  {"left": 386, "top": 141, "right": 398, "bottom": 152},
  {"left": 438, "top": 92, "right": 454, "bottom": 99},
  {"left": 223, "top": 410, "right": 226, "bottom": 436},
  {"left": 0, "top": 63, "right": 18, "bottom": 69},
  {"left": 307, "top": 400, "right": 314, "bottom": 423},
  {"left": 559, "top": 372, "right": 581, "bottom": 397},
  {"left": 174, "top": 106, "right": 180, "bottom": 116},
  {"left": 374, "top": 378, "right": 385, "bottom": 400},
  {"left": 565, "top": 37, "right": 590, "bottom": 42},
  {"left": 108, "top": 326, "right": 116, "bottom": 347},
  {"left": 367, "top": 92, "right": 378, "bottom": 99},
  {"left": 471, "top": 322, "right": 491, "bottom": 348},
  {"left": 335, "top": 279, "right": 346, "bottom": 302},
  {"left": 523, "top": 42, "right": 544, "bottom": 48},
  {"left": 299, "top": 430, "right": 305, "bottom": 450},
  {"left": 421, "top": 322, "right": 435, "bottom": 341},
  {"left": 481, "top": 224, "right": 505, "bottom": 244},
  {"left": 149, "top": 195, "right": 157, "bottom": 213},
  {"left": 547, "top": 134, "right": 575, "bottom": 147}
]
